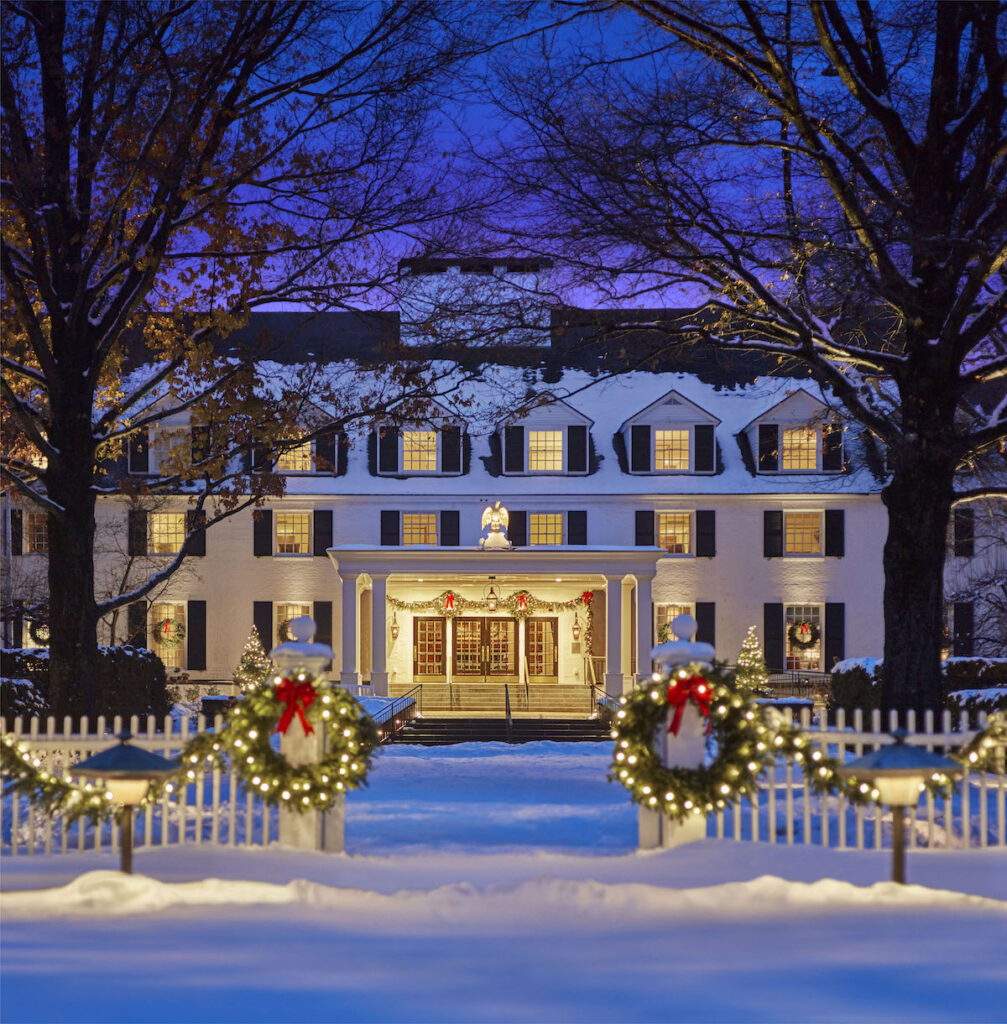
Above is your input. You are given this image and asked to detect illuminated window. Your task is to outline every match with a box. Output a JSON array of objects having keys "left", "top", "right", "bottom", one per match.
[
  {"left": 402, "top": 431, "right": 438, "bottom": 472},
  {"left": 276, "top": 512, "right": 310, "bottom": 554},
  {"left": 654, "top": 430, "right": 690, "bottom": 471},
  {"left": 276, "top": 602, "right": 311, "bottom": 645},
  {"left": 786, "top": 604, "right": 821, "bottom": 670},
  {"left": 784, "top": 512, "right": 821, "bottom": 555},
  {"left": 25, "top": 511, "right": 48, "bottom": 554},
  {"left": 402, "top": 513, "right": 437, "bottom": 545},
  {"left": 277, "top": 441, "right": 312, "bottom": 473},
  {"left": 151, "top": 602, "right": 185, "bottom": 669},
  {"left": 528, "top": 430, "right": 563, "bottom": 471},
  {"left": 150, "top": 512, "right": 186, "bottom": 554},
  {"left": 152, "top": 430, "right": 186, "bottom": 475},
  {"left": 781, "top": 428, "right": 817, "bottom": 470},
  {"left": 656, "top": 603, "right": 693, "bottom": 642},
  {"left": 657, "top": 512, "right": 692, "bottom": 554},
  {"left": 529, "top": 513, "right": 563, "bottom": 545}
]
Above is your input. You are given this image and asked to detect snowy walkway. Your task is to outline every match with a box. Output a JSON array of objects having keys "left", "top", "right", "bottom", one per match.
[{"left": 2, "top": 742, "right": 1005, "bottom": 1023}]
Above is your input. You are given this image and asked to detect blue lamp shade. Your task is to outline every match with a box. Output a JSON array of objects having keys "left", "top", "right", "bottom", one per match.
[
  {"left": 836, "top": 731, "right": 962, "bottom": 805},
  {"left": 73, "top": 733, "right": 179, "bottom": 805}
]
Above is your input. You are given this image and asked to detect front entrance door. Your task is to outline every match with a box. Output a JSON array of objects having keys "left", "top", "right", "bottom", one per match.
[{"left": 452, "top": 617, "right": 519, "bottom": 683}]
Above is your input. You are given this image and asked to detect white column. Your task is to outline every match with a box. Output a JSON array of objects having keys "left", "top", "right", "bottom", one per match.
[
  {"left": 370, "top": 574, "right": 389, "bottom": 697},
  {"left": 604, "top": 574, "right": 625, "bottom": 698},
  {"left": 635, "top": 574, "right": 654, "bottom": 684},
  {"left": 621, "top": 578, "right": 634, "bottom": 676},
  {"left": 339, "top": 572, "right": 360, "bottom": 688}
]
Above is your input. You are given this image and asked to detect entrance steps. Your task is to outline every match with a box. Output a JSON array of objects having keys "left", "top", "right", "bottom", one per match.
[
  {"left": 388, "top": 717, "right": 611, "bottom": 746},
  {"left": 388, "top": 683, "right": 595, "bottom": 718}
]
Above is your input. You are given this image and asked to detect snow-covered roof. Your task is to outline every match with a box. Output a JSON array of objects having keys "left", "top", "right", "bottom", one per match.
[{"left": 618, "top": 388, "right": 721, "bottom": 431}]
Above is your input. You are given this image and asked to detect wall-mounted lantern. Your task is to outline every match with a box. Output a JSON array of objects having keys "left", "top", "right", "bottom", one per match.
[
  {"left": 486, "top": 586, "right": 498, "bottom": 612},
  {"left": 390, "top": 611, "right": 400, "bottom": 640},
  {"left": 571, "top": 613, "right": 582, "bottom": 641}
]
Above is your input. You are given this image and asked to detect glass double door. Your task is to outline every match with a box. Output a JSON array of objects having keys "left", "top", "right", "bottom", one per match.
[{"left": 452, "top": 617, "right": 519, "bottom": 683}]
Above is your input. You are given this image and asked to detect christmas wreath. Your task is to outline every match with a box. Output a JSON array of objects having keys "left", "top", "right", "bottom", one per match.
[
  {"left": 27, "top": 619, "right": 50, "bottom": 646},
  {"left": 787, "top": 620, "right": 820, "bottom": 650},
  {"left": 178, "top": 671, "right": 378, "bottom": 811},
  {"left": 153, "top": 617, "right": 186, "bottom": 648}
]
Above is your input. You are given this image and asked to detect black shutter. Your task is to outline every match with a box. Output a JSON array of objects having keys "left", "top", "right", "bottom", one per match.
[
  {"left": 442, "top": 427, "right": 462, "bottom": 474},
  {"left": 824, "top": 603, "right": 845, "bottom": 669},
  {"left": 695, "top": 510, "right": 716, "bottom": 557},
  {"left": 185, "top": 510, "right": 207, "bottom": 557},
  {"left": 567, "top": 425, "right": 588, "bottom": 473},
  {"left": 251, "top": 444, "right": 270, "bottom": 472},
  {"left": 441, "top": 510, "right": 460, "bottom": 546},
  {"left": 630, "top": 425, "right": 651, "bottom": 472},
  {"left": 128, "top": 432, "right": 149, "bottom": 474},
  {"left": 10, "top": 508, "right": 22, "bottom": 555},
  {"left": 694, "top": 425, "right": 715, "bottom": 473},
  {"left": 241, "top": 448, "right": 253, "bottom": 474},
  {"left": 953, "top": 507, "right": 974, "bottom": 557},
  {"left": 380, "top": 510, "right": 400, "bottom": 546},
  {"left": 253, "top": 602, "right": 273, "bottom": 654},
  {"left": 127, "top": 601, "right": 148, "bottom": 648},
  {"left": 509, "top": 510, "right": 527, "bottom": 547},
  {"left": 758, "top": 424, "right": 779, "bottom": 471},
  {"left": 824, "top": 510, "right": 845, "bottom": 557},
  {"left": 253, "top": 510, "right": 272, "bottom": 557},
  {"left": 128, "top": 509, "right": 147, "bottom": 556},
  {"left": 763, "top": 603, "right": 784, "bottom": 672},
  {"left": 187, "top": 600, "right": 206, "bottom": 671},
  {"left": 378, "top": 426, "right": 399, "bottom": 473},
  {"left": 313, "top": 509, "right": 333, "bottom": 555},
  {"left": 695, "top": 602, "right": 715, "bottom": 647},
  {"left": 504, "top": 426, "right": 524, "bottom": 473},
  {"left": 313, "top": 601, "right": 333, "bottom": 649},
  {"left": 822, "top": 423, "right": 843, "bottom": 471},
  {"left": 763, "top": 510, "right": 783, "bottom": 557},
  {"left": 953, "top": 601, "right": 974, "bottom": 657},
  {"left": 12, "top": 599, "right": 23, "bottom": 649},
  {"left": 316, "top": 430, "right": 337, "bottom": 473},
  {"left": 567, "top": 510, "right": 587, "bottom": 545},
  {"left": 191, "top": 425, "right": 210, "bottom": 465},
  {"left": 635, "top": 510, "right": 655, "bottom": 546}
]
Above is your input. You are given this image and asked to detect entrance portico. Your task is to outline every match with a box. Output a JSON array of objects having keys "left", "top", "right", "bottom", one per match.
[{"left": 327, "top": 547, "right": 662, "bottom": 708}]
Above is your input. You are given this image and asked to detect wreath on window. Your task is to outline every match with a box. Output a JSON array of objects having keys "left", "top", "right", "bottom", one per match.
[
  {"left": 787, "top": 621, "right": 820, "bottom": 650},
  {"left": 27, "top": 619, "right": 50, "bottom": 646},
  {"left": 154, "top": 617, "right": 186, "bottom": 648},
  {"left": 276, "top": 618, "right": 296, "bottom": 645}
]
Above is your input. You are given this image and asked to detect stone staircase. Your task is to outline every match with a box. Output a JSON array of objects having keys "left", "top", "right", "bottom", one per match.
[
  {"left": 387, "top": 682, "right": 595, "bottom": 718},
  {"left": 388, "top": 717, "right": 611, "bottom": 746}
]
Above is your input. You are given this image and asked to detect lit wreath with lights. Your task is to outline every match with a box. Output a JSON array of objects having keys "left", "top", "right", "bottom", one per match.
[
  {"left": 177, "top": 672, "right": 379, "bottom": 811},
  {"left": 153, "top": 616, "right": 186, "bottom": 648},
  {"left": 787, "top": 621, "right": 820, "bottom": 650}
]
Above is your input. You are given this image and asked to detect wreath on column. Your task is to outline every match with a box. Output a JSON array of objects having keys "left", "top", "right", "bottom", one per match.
[
  {"left": 787, "top": 621, "right": 820, "bottom": 650},
  {"left": 153, "top": 616, "right": 186, "bottom": 648}
]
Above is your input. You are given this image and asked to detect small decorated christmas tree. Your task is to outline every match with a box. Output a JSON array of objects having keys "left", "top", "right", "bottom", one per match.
[
  {"left": 233, "top": 626, "right": 272, "bottom": 693},
  {"left": 735, "top": 625, "right": 770, "bottom": 694}
]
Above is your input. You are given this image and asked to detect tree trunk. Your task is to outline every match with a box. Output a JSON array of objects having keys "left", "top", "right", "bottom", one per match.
[{"left": 881, "top": 449, "right": 956, "bottom": 716}]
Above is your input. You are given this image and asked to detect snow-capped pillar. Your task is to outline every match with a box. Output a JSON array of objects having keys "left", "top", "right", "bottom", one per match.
[
  {"left": 635, "top": 573, "right": 655, "bottom": 684},
  {"left": 604, "top": 574, "right": 626, "bottom": 697},
  {"left": 370, "top": 573, "right": 389, "bottom": 697},
  {"left": 340, "top": 571, "right": 361, "bottom": 688}
]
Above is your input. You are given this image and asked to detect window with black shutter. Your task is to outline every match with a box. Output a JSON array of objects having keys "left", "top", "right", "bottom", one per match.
[
  {"left": 380, "top": 510, "right": 400, "bottom": 546},
  {"left": 191, "top": 425, "right": 210, "bottom": 465},
  {"left": 253, "top": 602, "right": 272, "bottom": 651},
  {"left": 763, "top": 510, "right": 783, "bottom": 557},
  {"left": 824, "top": 510, "right": 845, "bottom": 557},
  {"left": 635, "top": 510, "right": 655, "bottom": 546},
  {"left": 378, "top": 426, "right": 399, "bottom": 473},
  {"left": 440, "top": 510, "right": 460, "bottom": 546},
  {"left": 695, "top": 602, "right": 715, "bottom": 647},
  {"left": 128, "top": 433, "right": 149, "bottom": 474},
  {"left": 694, "top": 425, "right": 715, "bottom": 473},
  {"left": 187, "top": 600, "right": 207, "bottom": 670},
  {"left": 822, "top": 423, "right": 843, "bottom": 471},
  {"left": 630, "top": 425, "right": 651, "bottom": 472},
  {"left": 441, "top": 427, "right": 462, "bottom": 474},
  {"left": 253, "top": 510, "right": 272, "bottom": 556},
  {"left": 824, "top": 603, "right": 845, "bottom": 669},
  {"left": 758, "top": 424, "right": 779, "bottom": 471},
  {"left": 504, "top": 426, "right": 525, "bottom": 473},
  {"left": 128, "top": 509, "right": 148, "bottom": 556},
  {"left": 763, "top": 603, "right": 784, "bottom": 672},
  {"left": 953, "top": 507, "right": 974, "bottom": 557},
  {"left": 695, "top": 510, "right": 716, "bottom": 557},
  {"left": 315, "top": 430, "right": 337, "bottom": 473},
  {"left": 10, "top": 508, "right": 22, "bottom": 555},
  {"left": 509, "top": 510, "right": 527, "bottom": 547},
  {"left": 567, "top": 510, "right": 587, "bottom": 545},
  {"left": 313, "top": 509, "right": 333, "bottom": 555},
  {"left": 185, "top": 510, "right": 207, "bottom": 557},
  {"left": 567, "top": 425, "right": 588, "bottom": 474},
  {"left": 127, "top": 601, "right": 148, "bottom": 648},
  {"left": 314, "top": 601, "right": 333, "bottom": 651}
]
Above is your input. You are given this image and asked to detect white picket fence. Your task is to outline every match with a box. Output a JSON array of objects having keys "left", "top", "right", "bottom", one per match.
[{"left": 2, "top": 708, "right": 1005, "bottom": 856}]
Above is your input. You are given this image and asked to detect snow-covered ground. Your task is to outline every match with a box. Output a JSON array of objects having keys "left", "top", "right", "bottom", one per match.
[{"left": 3, "top": 741, "right": 1005, "bottom": 1023}]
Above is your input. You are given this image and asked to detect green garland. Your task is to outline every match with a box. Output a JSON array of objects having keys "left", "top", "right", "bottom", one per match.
[
  {"left": 153, "top": 617, "right": 186, "bottom": 648},
  {"left": 787, "top": 621, "right": 820, "bottom": 651},
  {"left": 388, "top": 588, "right": 593, "bottom": 621}
]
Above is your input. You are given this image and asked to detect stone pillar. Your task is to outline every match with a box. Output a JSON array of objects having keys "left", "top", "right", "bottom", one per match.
[
  {"left": 370, "top": 574, "right": 389, "bottom": 697},
  {"left": 278, "top": 726, "right": 345, "bottom": 853},
  {"left": 635, "top": 574, "right": 654, "bottom": 684},
  {"left": 340, "top": 572, "right": 360, "bottom": 688},
  {"left": 604, "top": 574, "right": 625, "bottom": 697}
]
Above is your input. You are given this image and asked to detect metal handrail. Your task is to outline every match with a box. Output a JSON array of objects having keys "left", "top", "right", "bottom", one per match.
[
  {"left": 503, "top": 684, "right": 513, "bottom": 740},
  {"left": 371, "top": 685, "right": 422, "bottom": 742}
]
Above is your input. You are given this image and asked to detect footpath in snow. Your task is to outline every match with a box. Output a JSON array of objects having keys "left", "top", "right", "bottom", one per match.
[{"left": 2, "top": 741, "right": 1006, "bottom": 1023}]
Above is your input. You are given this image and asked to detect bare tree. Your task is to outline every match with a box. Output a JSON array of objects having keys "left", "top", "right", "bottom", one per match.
[{"left": 486, "top": 1, "right": 1007, "bottom": 712}]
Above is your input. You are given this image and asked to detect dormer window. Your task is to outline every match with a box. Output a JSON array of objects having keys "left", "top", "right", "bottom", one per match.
[
  {"left": 528, "top": 431, "right": 563, "bottom": 471},
  {"left": 502, "top": 417, "right": 590, "bottom": 475},
  {"left": 654, "top": 430, "right": 690, "bottom": 471},
  {"left": 376, "top": 424, "right": 462, "bottom": 475},
  {"left": 781, "top": 428, "right": 817, "bottom": 471},
  {"left": 402, "top": 430, "right": 438, "bottom": 472},
  {"left": 628, "top": 424, "right": 716, "bottom": 474},
  {"left": 758, "top": 422, "right": 843, "bottom": 472},
  {"left": 277, "top": 440, "right": 312, "bottom": 473}
]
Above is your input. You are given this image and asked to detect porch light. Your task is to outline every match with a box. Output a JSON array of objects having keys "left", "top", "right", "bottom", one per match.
[
  {"left": 572, "top": 613, "right": 582, "bottom": 641},
  {"left": 390, "top": 612, "right": 400, "bottom": 640},
  {"left": 487, "top": 586, "right": 498, "bottom": 612}
]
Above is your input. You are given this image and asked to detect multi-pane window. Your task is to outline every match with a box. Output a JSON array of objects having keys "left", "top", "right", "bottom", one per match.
[
  {"left": 402, "top": 512, "right": 437, "bottom": 545},
  {"left": 277, "top": 602, "right": 311, "bottom": 645},
  {"left": 525, "top": 619, "right": 558, "bottom": 679},
  {"left": 151, "top": 602, "right": 185, "bottom": 669},
  {"left": 781, "top": 428, "right": 818, "bottom": 470},
  {"left": 654, "top": 429, "right": 690, "bottom": 471},
  {"left": 25, "top": 511, "right": 48, "bottom": 554},
  {"left": 784, "top": 512, "right": 821, "bottom": 555},
  {"left": 402, "top": 431, "right": 438, "bottom": 472},
  {"left": 414, "top": 618, "right": 445, "bottom": 677},
  {"left": 786, "top": 604, "right": 821, "bottom": 670},
  {"left": 152, "top": 430, "right": 185, "bottom": 475},
  {"left": 529, "top": 513, "right": 563, "bottom": 545},
  {"left": 150, "top": 512, "right": 186, "bottom": 554},
  {"left": 277, "top": 441, "right": 312, "bottom": 473},
  {"left": 656, "top": 603, "right": 693, "bottom": 642},
  {"left": 528, "top": 430, "right": 563, "bottom": 471},
  {"left": 657, "top": 512, "right": 692, "bottom": 554},
  {"left": 276, "top": 512, "right": 310, "bottom": 554}
]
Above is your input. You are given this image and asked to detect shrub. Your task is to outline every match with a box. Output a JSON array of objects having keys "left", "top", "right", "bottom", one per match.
[
  {"left": 0, "top": 676, "right": 48, "bottom": 719},
  {"left": 828, "top": 662, "right": 882, "bottom": 716}
]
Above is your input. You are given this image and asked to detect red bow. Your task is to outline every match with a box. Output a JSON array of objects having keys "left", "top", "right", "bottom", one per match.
[
  {"left": 275, "top": 678, "right": 316, "bottom": 736},
  {"left": 445, "top": 592, "right": 455, "bottom": 611},
  {"left": 666, "top": 674, "right": 713, "bottom": 736},
  {"left": 518, "top": 593, "right": 528, "bottom": 609},
  {"left": 582, "top": 591, "right": 593, "bottom": 606}
]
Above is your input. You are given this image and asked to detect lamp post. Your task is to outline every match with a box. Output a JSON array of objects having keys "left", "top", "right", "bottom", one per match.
[
  {"left": 73, "top": 732, "right": 179, "bottom": 873},
  {"left": 836, "top": 730, "right": 962, "bottom": 884}
]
